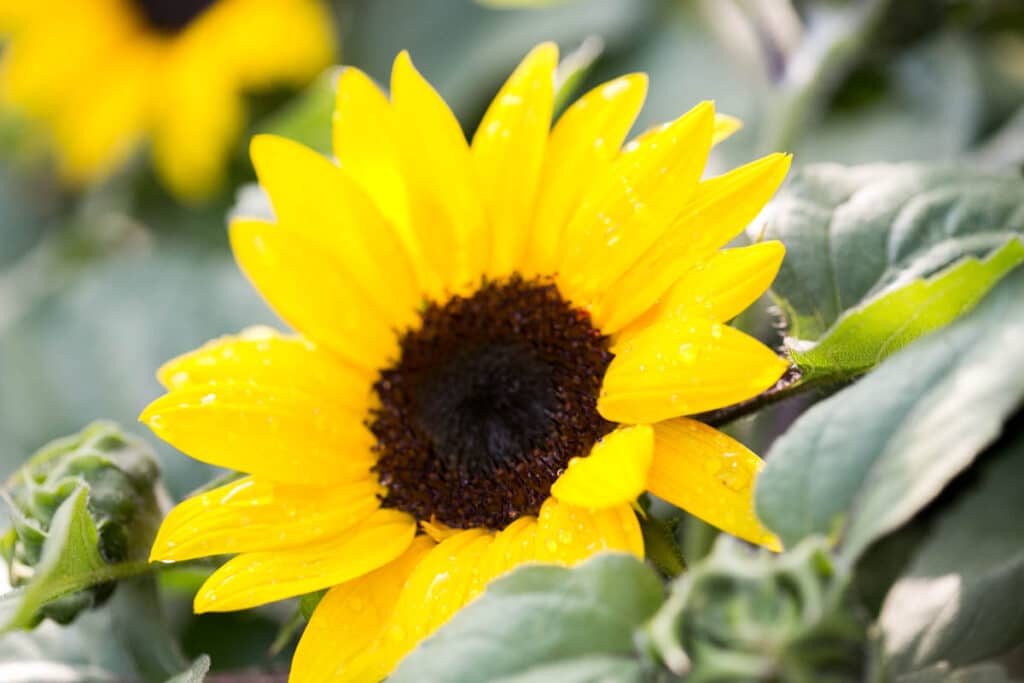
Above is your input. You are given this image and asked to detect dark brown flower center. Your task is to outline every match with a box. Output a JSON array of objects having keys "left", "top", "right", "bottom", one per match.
[
  {"left": 370, "top": 277, "right": 614, "bottom": 531},
  {"left": 132, "top": 0, "right": 217, "bottom": 33}
]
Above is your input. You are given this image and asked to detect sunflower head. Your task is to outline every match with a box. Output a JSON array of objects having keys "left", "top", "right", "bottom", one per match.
[
  {"left": 142, "top": 43, "right": 791, "bottom": 681},
  {"left": 0, "top": 0, "right": 335, "bottom": 199}
]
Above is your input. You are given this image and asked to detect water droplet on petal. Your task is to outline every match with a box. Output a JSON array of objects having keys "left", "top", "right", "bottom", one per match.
[{"left": 678, "top": 343, "right": 698, "bottom": 362}]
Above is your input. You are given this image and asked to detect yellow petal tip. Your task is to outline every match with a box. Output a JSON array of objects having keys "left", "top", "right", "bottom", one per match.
[
  {"left": 392, "top": 49, "right": 414, "bottom": 74},
  {"left": 193, "top": 592, "right": 214, "bottom": 614},
  {"left": 531, "top": 41, "right": 559, "bottom": 64},
  {"left": 138, "top": 403, "right": 160, "bottom": 428},
  {"left": 148, "top": 545, "right": 171, "bottom": 563}
]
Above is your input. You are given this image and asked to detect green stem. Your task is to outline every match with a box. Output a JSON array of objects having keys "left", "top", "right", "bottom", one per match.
[{"left": 695, "top": 366, "right": 836, "bottom": 428}]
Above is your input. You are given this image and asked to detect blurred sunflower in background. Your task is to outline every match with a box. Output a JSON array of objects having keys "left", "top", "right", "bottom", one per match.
[
  {"left": 141, "top": 43, "right": 791, "bottom": 681},
  {"left": 0, "top": 0, "right": 335, "bottom": 200}
]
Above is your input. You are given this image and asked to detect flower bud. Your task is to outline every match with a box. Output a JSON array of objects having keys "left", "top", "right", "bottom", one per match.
[
  {"left": 646, "top": 537, "right": 878, "bottom": 683},
  {"left": 1, "top": 421, "right": 162, "bottom": 626}
]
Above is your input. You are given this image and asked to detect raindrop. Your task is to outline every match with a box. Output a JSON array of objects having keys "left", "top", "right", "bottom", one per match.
[{"left": 678, "top": 343, "right": 698, "bottom": 362}]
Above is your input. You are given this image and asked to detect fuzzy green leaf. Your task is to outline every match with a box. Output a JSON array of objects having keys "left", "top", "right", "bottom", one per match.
[
  {"left": 164, "top": 655, "right": 210, "bottom": 683},
  {"left": 880, "top": 427, "right": 1024, "bottom": 673},
  {"left": 388, "top": 553, "right": 663, "bottom": 683},
  {"left": 895, "top": 662, "right": 1013, "bottom": 683},
  {"left": 763, "top": 163, "right": 1024, "bottom": 378},
  {"left": 756, "top": 267, "right": 1024, "bottom": 560},
  {"left": 791, "top": 238, "right": 1024, "bottom": 376}
]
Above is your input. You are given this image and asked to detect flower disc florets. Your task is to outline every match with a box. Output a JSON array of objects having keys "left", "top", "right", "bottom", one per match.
[
  {"left": 133, "top": 0, "right": 217, "bottom": 32},
  {"left": 371, "top": 276, "right": 615, "bottom": 530}
]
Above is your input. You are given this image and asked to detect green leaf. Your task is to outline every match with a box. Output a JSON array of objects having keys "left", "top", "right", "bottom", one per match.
[
  {"left": 895, "top": 662, "right": 1013, "bottom": 683},
  {"left": 763, "top": 163, "right": 1024, "bottom": 378},
  {"left": 164, "top": 655, "right": 210, "bottom": 683},
  {"left": 756, "top": 267, "right": 1024, "bottom": 560},
  {"left": 791, "top": 238, "right": 1024, "bottom": 376},
  {"left": 388, "top": 553, "right": 663, "bottom": 683},
  {"left": 0, "top": 486, "right": 149, "bottom": 631},
  {"left": 880, "top": 426, "right": 1024, "bottom": 673},
  {"left": 0, "top": 575, "right": 189, "bottom": 683}
]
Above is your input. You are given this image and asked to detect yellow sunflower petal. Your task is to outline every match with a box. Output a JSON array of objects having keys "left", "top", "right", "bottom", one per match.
[
  {"left": 229, "top": 219, "right": 400, "bottom": 371},
  {"left": 592, "top": 153, "right": 791, "bottom": 333},
  {"left": 534, "top": 496, "right": 644, "bottom": 563},
  {"left": 524, "top": 73, "right": 648, "bottom": 277},
  {"left": 333, "top": 68, "right": 413, "bottom": 253},
  {"left": 140, "top": 385, "right": 374, "bottom": 486},
  {"left": 472, "top": 42, "right": 557, "bottom": 278},
  {"left": 478, "top": 516, "right": 540, "bottom": 585},
  {"left": 598, "top": 317, "right": 789, "bottom": 423},
  {"left": 558, "top": 102, "right": 715, "bottom": 303},
  {"left": 290, "top": 536, "right": 434, "bottom": 683},
  {"left": 618, "top": 241, "right": 785, "bottom": 341},
  {"left": 249, "top": 134, "right": 422, "bottom": 325},
  {"left": 647, "top": 418, "right": 780, "bottom": 550},
  {"left": 420, "top": 517, "right": 463, "bottom": 543},
  {"left": 189, "top": 0, "right": 335, "bottom": 87},
  {"left": 550, "top": 425, "right": 654, "bottom": 509},
  {"left": 150, "top": 477, "right": 382, "bottom": 562},
  {"left": 194, "top": 509, "right": 417, "bottom": 613},
  {"left": 54, "top": 38, "right": 157, "bottom": 185},
  {"left": 372, "top": 530, "right": 494, "bottom": 674},
  {"left": 712, "top": 113, "right": 742, "bottom": 145},
  {"left": 391, "top": 51, "right": 487, "bottom": 294},
  {"left": 156, "top": 327, "right": 372, "bottom": 411},
  {"left": 151, "top": 59, "right": 242, "bottom": 201}
]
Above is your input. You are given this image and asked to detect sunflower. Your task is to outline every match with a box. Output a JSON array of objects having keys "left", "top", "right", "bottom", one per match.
[
  {"left": 142, "top": 44, "right": 791, "bottom": 681},
  {"left": 0, "top": 0, "right": 334, "bottom": 200}
]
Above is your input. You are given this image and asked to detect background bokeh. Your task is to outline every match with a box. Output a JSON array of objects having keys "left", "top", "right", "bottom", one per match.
[{"left": 1, "top": 0, "right": 1023, "bottom": 674}]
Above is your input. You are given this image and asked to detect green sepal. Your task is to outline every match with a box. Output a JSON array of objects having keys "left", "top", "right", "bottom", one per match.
[{"left": 638, "top": 512, "right": 686, "bottom": 579}]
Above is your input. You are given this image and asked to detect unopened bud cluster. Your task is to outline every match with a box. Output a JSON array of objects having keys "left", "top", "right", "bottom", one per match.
[
  {"left": 646, "top": 537, "right": 876, "bottom": 683},
  {"left": 1, "top": 421, "right": 162, "bottom": 625}
]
